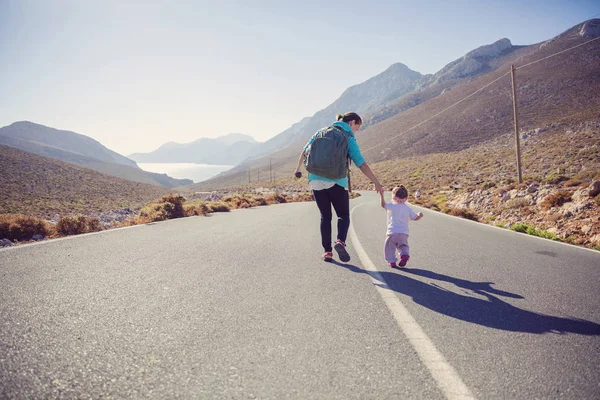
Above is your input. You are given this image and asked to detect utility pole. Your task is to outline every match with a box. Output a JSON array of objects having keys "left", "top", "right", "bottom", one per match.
[{"left": 510, "top": 64, "right": 523, "bottom": 184}]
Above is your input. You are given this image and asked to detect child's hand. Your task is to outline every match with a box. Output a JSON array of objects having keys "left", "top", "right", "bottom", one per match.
[{"left": 415, "top": 212, "right": 423, "bottom": 220}]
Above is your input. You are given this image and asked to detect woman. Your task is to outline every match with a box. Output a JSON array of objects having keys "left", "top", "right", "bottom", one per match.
[{"left": 294, "top": 112, "right": 384, "bottom": 262}]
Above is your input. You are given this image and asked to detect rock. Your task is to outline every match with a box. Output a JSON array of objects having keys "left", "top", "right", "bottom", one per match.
[
  {"left": 572, "top": 189, "right": 588, "bottom": 204},
  {"left": 580, "top": 20, "right": 600, "bottom": 38},
  {"left": 589, "top": 181, "right": 600, "bottom": 197},
  {"left": 415, "top": 190, "right": 421, "bottom": 199},
  {"left": 0, "top": 239, "right": 13, "bottom": 247},
  {"left": 581, "top": 225, "right": 593, "bottom": 235},
  {"left": 32, "top": 234, "right": 44, "bottom": 241},
  {"left": 547, "top": 227, "right": 560, "bottom": 236},
  {"left": 563, "top": 210, "right": 573, "bottom": 218},
  {"left": 527, "top": 183, "right": 539, "bottom": 193}
]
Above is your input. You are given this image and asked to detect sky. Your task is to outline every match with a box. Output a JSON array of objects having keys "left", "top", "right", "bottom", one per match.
[{"left": 1, "top": 0, "right": 598, "bottom": 156}]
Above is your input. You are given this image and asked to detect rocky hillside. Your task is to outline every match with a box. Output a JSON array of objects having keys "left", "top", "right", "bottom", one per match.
[
  {"left": 349, "top": 120, "right": 600, "bottom": 249},
  {"left": 357, "top": 20, "right": 600, "bottom": 163},
  {"left": 0, "top": 144, "right": 168, "bottom": 218}
]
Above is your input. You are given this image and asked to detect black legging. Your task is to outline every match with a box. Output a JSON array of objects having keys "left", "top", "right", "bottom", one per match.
[{"left": 312, "top": 184, "right": 350, "bottom": 252}]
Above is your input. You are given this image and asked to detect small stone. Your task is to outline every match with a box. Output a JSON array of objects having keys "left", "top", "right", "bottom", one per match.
[
  {"left": 32, "top": 234, "right": 44, "bottom": 241},
  {"left": 589, "top": 181, "right": 600, "bottom": 197},
  {"left": 0, "top": 239, "right": 13, "bottom": 247}
]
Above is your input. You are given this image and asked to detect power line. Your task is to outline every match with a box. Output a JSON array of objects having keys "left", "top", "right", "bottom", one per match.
[
  {"left": 360, "top": 34, "right": 600, "bottom": 157},
  {"left": 516, "top": 36, "right": 600, "bottom": 70},
  {"left": 360, "top": 70, "right": 511, "bottom": 156}
]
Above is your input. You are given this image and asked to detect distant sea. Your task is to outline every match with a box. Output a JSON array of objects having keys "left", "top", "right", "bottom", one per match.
[{"left": 138, "top": 163, "right": 233, "bottom": 183}]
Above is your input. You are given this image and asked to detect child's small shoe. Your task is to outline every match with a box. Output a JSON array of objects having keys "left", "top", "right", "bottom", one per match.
[
  {"left": 399, "top": 254, "right": 410, "bottom": 267},
  {"left": 389, "top": 262, "right": 397, "bottom": 268}
]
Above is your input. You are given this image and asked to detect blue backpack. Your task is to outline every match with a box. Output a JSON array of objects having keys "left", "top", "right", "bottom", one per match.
[{"left": 304, "top": 125, "right": 350, "bottom": 180}]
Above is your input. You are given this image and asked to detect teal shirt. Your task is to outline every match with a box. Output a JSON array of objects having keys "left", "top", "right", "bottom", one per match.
[{"left": 303, "top": 121, "right": 366, "bottom": 189}]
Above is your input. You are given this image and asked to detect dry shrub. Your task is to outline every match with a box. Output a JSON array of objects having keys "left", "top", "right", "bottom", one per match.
[
  {"left": 540, "top": 191, "right": 572, "bottom": 210},
  {"left": 0, "top": 214, "right": 51, "bottom": 241},
  {"left": 139, "top": 194, "right": 186, "bottom": 222},
  {"left": 288, "top": 193, "right": 314, "bottom": 202},
  {"left": 446, "top": 207, "right": 479, "bottom": 221},
  {"left": 265, "top": 193, "right": 288, "bottom": 204},
  {"left": 563, "top": 179, "right": 583, "bottom": 187},
  {"left": 521, "top": 206, "right": 535, "bottom": 216},
  {"left": 547, "top": 213, "right": 562, "bottom": 222},
  {"left": 223, "top": 195, "right": 253, "bottom": 209},
  {"left": 184, "top": 203, "right": 210, "bottom": 216},
  {"left": 56, "top": 215, "right": 102, "bottom": 236},
  {"left": 138, "top": 203, "right": 172, "bottom": 222},
  {"left": 206, "top": 202, "right": 230, "bottom": 212},
  {"left": 505, "top": 197, "right": 530, "bottom": 209},
  {"left": 159, "top": 194, "right": 185, "bottom": 218},
  {"left": 251, "top": 196, "right": 268, "bottom": 206}
]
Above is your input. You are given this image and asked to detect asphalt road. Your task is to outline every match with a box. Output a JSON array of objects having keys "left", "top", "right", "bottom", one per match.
[{"left": 1, "top": 191, "right": 599, "bottom": 399}]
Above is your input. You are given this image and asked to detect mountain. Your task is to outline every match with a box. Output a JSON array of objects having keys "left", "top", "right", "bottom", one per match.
[
  {"left": 0, "top": 121, "right": 137, "bottom": 168},
  {"left": 127, "top": 133, "right": 258, "bottom": 165},
  {"left": 0, "top": 121, "right": 191, "bottom": 188},
  {"left": 357, "top": 19, "right": 600, "bottom": 163},
  {"left": 240, "top": 63, "right": 423, "bottom": 164},
  {"left": 0, "top": 144, "right": 167, "bottom": 218},
  {"left": 189, "top": 19, "right": 600, "bottom": 190}
]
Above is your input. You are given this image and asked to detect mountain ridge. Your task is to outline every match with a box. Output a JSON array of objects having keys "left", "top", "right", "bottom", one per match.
[
  {"left": 188, "top": 19, "right": 600, "bottom": 190},
  {"left": 0, "top": 121, "right": 191, "bottom": 188},
  {"left": 127, "top": 133, "right": 259, "bottom": 164}
]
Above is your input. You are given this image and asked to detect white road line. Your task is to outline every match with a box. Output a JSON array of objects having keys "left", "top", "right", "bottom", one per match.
[{"left": 349, "top": 202, "right": 477, "bottom": 400}]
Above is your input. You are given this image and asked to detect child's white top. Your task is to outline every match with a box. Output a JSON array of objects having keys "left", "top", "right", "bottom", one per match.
[{"left": 385, "top": 202, "right": 418, "bottom": 235}]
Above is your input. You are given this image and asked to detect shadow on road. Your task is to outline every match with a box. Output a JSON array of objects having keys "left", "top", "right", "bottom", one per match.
[{"left": 331, "top": 261, "right": 600, "bottom": 336}]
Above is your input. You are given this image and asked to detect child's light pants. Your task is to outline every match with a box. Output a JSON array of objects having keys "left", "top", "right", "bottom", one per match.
[{"left": 384, "top": 233, "right": 409, "bottom": 263}]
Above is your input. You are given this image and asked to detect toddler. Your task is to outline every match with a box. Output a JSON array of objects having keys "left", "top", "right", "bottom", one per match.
[{"left": 380, "top": 185, "right": 423, "bottom": 267}]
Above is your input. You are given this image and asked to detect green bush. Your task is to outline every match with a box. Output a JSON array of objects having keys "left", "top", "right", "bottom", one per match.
[
  {"left": 510, "top": 223, "right": 529, "bottom": 233},
  {"left": 543, "top": 173, "right": 569, "bottom": 185},
  {"left": 510, "top": 223, "right": 559, "bottom": 241}
]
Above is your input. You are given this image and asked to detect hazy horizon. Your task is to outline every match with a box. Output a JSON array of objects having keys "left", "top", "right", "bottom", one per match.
[{"left": 1, "top": 0, "right": 598, "bottom": 156}]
